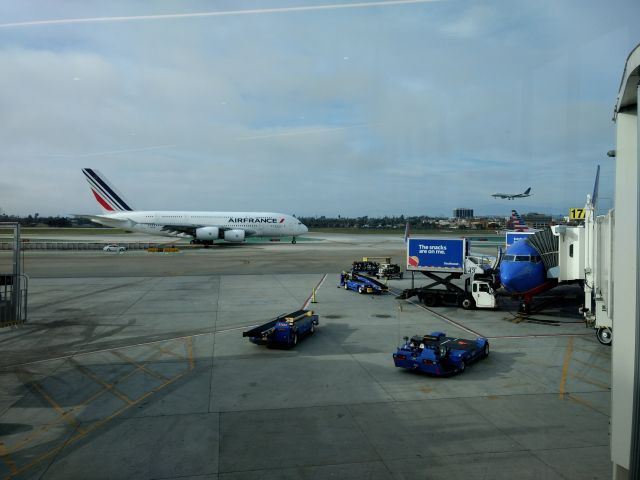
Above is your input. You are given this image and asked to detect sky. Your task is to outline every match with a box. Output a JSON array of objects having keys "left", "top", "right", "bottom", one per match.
[{"left": 0, "top": 0, "right": 638, "bottom": 218}]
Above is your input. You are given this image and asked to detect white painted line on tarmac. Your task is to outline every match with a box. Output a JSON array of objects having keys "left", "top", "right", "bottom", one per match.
[
  {"left": 302, "top": 273, "right": 328, "bottom": 309},
  {"left": 389, "top": 286, "right": 592, "bottom": 340},
  {"left": 1, "top": 324, "right": 259, "bottom": 369},
  {"left": 6, "top": 275, "right": 331, "bottom": 369},
  {"left": 486, "top": 333, "right": 592, "bottom": 339}
]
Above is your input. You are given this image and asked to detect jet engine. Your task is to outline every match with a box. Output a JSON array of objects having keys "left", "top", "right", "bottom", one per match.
[
  {"left": 224, "top": 229, "right": 246, "bottom": 242},
  {"left": 195, "top": 227, "right": 220, "bottom": 240}
]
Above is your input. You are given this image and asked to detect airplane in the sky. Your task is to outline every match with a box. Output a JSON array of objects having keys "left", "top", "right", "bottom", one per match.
[
  {"left": 492, "top": 187, "right": 532, "bottom": 200},
  {"left": 78, "top": 168, "right": 308, "bottom": 244}
]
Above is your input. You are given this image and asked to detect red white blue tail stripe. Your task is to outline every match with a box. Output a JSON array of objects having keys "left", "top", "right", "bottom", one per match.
[
  {"left": 82, "top": 168, "right": 133, "bottom": 213},
  {"left": 510, "top": 210, "right": 529, "bottom": 231}
]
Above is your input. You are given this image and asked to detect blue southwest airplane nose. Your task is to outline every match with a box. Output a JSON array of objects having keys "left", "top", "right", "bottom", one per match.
[
  {"left": 499, "top": 241, "right": 547, "bottom": 294},
  {"left": 500, "top": 263, "right": 533, "bottom": 293}
]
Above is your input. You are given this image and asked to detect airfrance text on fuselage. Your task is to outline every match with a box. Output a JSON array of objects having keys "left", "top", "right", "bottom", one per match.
[{"left": 228, "top": 218, "right": 280, "bottom": 223}]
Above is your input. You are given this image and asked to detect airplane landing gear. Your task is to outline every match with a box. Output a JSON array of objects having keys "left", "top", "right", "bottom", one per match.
[
  {"left": 518, "top": 302, "right": 531, "bottom": 315},
  {"left": 292, "top": 237, "right": 297, "bottom": 244}
]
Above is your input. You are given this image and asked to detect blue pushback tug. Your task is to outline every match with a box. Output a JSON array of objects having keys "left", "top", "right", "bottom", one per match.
[
  {"left": 242, "top": 310, "right": 319, "bottom": 347},
  {"left": 393, "top": 332, "right": 489, "bottom": 376},
  {"left": 339, "top": 272, "right": 389, "bottom": 294}
]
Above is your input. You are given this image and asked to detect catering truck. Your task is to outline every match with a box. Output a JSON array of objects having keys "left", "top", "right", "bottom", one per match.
[{"left": 398, "top": 238, "right": 498, "bottom": 309}]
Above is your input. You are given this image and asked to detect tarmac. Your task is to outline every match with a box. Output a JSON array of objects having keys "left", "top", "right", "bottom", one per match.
[{"left": 0, "top": 233, "right": 611, "bottom": 479}]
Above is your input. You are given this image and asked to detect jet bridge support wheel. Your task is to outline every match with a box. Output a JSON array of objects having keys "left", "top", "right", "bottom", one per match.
[{"left": 596, "top": 327, "right": 613, "bottom": 346}]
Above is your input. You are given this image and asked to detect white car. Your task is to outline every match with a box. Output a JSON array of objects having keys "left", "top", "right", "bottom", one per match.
[{"left": 103, "top": 244, "right": 126, "bottom": 253}]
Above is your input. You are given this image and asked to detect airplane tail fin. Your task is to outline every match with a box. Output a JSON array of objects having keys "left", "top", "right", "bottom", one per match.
[
  {"left": 524, "top": 187, "right": 531, "bottom": 195},
  {"left": 591, "top": 165, "right": 600, "bottom": 207},
  {"left": 82, "top": 168, "right": 134, "bottom": 214},
  {"left": 511, "top": 210, "right": 529, "bottom": 230}
]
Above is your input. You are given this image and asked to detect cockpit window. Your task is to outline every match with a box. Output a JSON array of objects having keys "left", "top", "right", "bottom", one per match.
[{"left": 504, "top": 255, "right": 539, "bottom": 262}]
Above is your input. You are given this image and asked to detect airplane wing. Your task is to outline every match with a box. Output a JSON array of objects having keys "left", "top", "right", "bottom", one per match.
[
  {"left": 71, "top": 214, "right": 132, "bottom": 228},
  {"left": 161, "top": 224, "right": 257, "bottom": 237},
  {"left": 159, "top": 224, "right": 202, "bottom": 237},
  {"left": 72, "top": 214, "right": 112, "bottom": 222}
]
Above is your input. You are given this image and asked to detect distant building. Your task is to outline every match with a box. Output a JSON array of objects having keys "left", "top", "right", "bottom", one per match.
[
  {"left": 453, "top": 208, "right": 474, "bottom": 219},
  {"left": 522, "top": 213, "right": 553, "bottom": 229}
]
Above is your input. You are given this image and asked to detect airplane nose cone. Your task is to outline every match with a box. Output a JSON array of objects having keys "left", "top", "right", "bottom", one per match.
[
  {"left": 500, "top": 262, "right": 546, "bottom": 294},
  {"left": 499, "top": 265, "right": 526, "bottom": 293}
]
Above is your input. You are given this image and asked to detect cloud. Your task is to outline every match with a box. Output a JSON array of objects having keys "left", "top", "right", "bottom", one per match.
[
  {"left": 440, "top": 4, "right": 499, "bottom": 38},
  {"left": 0, "top": 0, "right": 636, "bottom": 216}
]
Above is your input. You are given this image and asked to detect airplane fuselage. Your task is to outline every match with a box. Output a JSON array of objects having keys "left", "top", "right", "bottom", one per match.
[{"left": 91, "top": 210, "right": 307, "bottom": 238}]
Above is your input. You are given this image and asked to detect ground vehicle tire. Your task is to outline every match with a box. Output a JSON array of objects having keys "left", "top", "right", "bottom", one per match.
[
  {"left": 458, "top": 360, "right": 466, "bottom": 372},
  {"left": 358, "top": 286, "right": 364, "bottom": 294},
  {"left": 344, "top": 284, "right": 349, "bottom": 290},
  {"left": 461, "top": 298, "right": 474, "bottom": 310},
  {"left": 310, "top": 323, "right": 315, "bottom": 334},
  {"left": 596, "top": 327, "right": 612, "bottom": 345},
  {"left": 483, "top": 343, "right": 490, "bottom": 358},
  {"left": 292, "top": 333, "right": 298, "bottom": 346},
  {"left": 424, "top": 293, "right": 438, "bottom": 307}
]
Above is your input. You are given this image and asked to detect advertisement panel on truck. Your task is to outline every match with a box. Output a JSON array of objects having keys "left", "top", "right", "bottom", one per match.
[{"left": 406, "top": 238, "right": 466, "bottom": 272}]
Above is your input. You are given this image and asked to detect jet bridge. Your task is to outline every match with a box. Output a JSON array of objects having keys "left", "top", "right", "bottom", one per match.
[{"left": 550, "top": 196, "right": 613, "bottom": 344}]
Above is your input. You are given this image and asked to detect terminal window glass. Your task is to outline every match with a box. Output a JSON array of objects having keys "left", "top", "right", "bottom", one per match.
[{"left": 2, "top": 0, "right": 637, "bottom": 477}]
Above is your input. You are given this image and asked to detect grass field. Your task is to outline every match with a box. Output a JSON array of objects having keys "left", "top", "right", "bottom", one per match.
[
  {"left": 307, "top": 227, "right": 498, "bottom": 236},
  {"left": 0, "top": 227, "right": 500, "bottom": 237},
  {"left": 0, "top": 228, "right": 129, "bottom": 235}
]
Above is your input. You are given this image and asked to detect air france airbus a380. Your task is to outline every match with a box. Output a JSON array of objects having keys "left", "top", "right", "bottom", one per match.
[{"left": 78, "top": 168, "right": 308, "bottom": 244}]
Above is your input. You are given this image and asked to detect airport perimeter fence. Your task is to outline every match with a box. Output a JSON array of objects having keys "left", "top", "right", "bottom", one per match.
[{"left": 0, "top": 242, "right": 165, "bottom": 251}]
